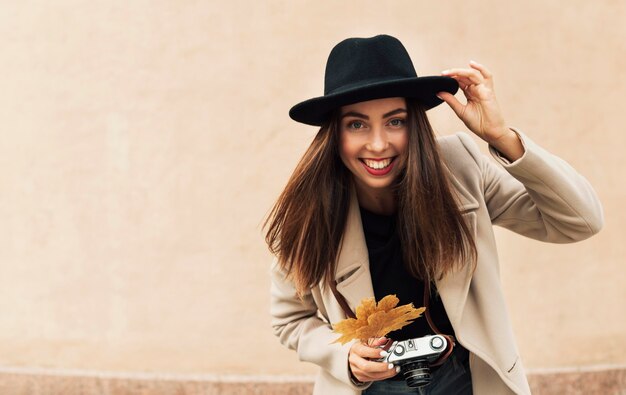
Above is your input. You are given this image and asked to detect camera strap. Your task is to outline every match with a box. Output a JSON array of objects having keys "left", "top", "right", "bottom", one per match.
[
  {"left": 330, "top": 280, "right": 356, "bottom": 319},
  {"left": 423, "top": 281, "right": 456, "bottom": 367}
]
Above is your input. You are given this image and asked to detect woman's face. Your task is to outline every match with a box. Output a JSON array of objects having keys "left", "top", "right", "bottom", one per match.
[{"left": 338, "top": 97, "right": 408, "bottom": 195}]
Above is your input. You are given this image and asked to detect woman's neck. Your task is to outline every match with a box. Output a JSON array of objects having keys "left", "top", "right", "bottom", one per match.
[{"left": 355, "top": 183, "right": 397, "bottom": 215}]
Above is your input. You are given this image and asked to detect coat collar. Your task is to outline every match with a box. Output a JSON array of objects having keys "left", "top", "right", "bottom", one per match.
[{"left": 333, "top": 173, "right": 479, "bottom": 328}]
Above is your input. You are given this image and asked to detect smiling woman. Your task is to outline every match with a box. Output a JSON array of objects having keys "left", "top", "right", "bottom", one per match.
[{"left": 264, "top": 34, "right": 603, "bottom": 395}]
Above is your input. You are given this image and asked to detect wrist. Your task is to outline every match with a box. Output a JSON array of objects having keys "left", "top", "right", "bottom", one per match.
[
  {"left": 487, "top": 127, "right": 515, "bottom": 146},
  {"left": 488, "top": 128, "right": 525, "bottom": 162},
  {"left": 349, "top": 368, "right": 364, "bottom": 385}
]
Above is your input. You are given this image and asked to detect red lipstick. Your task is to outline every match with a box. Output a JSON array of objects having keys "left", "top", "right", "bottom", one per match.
[{"left": 359, "top": 157, "right": 396, "bottom": 176}]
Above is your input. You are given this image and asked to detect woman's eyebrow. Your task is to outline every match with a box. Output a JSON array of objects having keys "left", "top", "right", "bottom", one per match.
[
  {"left": 382, "top": 108, "right": 407, "bottom": 118},
  {"left": 340, "top": 111, "right": 368, "bottom": 120},
  {"left": 340, "top": 108, "right": 407, "bottom": 120}
]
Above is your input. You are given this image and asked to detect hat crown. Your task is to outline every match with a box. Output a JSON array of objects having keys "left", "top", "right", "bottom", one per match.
[{"left": 324, "top": 35, "right": 418, "bottom": 95}]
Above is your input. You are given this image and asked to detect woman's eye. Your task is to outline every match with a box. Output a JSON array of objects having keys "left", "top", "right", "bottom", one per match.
[
  {"left": 348, "top": 121, "right": 364, "bottom": 129},
  {"left": 389, "top": 118, "right": 406, "bottom": 127}
]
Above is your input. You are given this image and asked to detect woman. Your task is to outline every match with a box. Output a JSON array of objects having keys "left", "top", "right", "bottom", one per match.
[{"left": 265, "top": 35, "right": 603, "bottom": 395}]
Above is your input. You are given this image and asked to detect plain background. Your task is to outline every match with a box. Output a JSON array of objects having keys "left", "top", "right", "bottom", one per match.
[{"left": 0, "top": 0, "right": 623, "bottom": 378}]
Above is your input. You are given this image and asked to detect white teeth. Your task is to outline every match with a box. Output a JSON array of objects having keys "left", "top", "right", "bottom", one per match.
[{"left": 363, "top": 158, "right": 392, "bottom": 170}]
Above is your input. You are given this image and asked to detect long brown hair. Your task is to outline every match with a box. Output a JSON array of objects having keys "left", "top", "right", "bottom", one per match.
[{"left": 264, "top": 98, "right": 476, "bottom": 295}]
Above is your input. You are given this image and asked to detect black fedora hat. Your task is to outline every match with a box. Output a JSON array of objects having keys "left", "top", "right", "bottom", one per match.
[{"left": 289, "top": 34, "right": 458, "bottom": 126}]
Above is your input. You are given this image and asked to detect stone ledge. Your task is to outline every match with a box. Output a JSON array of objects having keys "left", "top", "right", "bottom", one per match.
[
  {"left": 528, "top": 368, "right": 626, "bottom": 395},
  {"left": 0, "top": 368, "right": 624, "bottom": 394}
]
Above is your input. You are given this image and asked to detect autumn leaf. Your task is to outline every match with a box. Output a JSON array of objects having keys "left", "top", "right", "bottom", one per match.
[
  {"left": 355, "top": 297, "right": 378, "bottom": 321},
  {"left": 377, "top": 295, "right": 400, "bottom": 312},
  {"left": 331, "top": 295, "right": 425, "bottom": 345},
  {"left": 332, "top": 317, "right": 362, "bottom": 345},
  {"left": 356, "top": 310, "right": 388, "bottom": 340}
]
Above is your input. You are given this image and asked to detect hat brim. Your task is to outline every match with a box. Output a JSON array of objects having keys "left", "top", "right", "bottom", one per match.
[{"left": 289, "top": 76, "right": 459, "bottom": 126}]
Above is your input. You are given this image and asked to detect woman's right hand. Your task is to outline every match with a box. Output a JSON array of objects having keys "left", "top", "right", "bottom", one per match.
[{"left": 348, "top": 337, "right": 400, "bottom": 383}]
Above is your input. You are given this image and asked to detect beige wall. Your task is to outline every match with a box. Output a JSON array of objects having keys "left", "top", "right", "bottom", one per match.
[{"left": 0, "top": 0, "right": 623, "bottom": 380}]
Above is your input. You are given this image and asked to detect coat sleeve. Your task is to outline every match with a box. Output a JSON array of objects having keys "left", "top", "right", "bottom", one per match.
[
  {"left": 456, "top": 128, "right": 604, "bottom": 242},
  {"left": 269, "top": 258, "right": 371, "bottom": 390}
]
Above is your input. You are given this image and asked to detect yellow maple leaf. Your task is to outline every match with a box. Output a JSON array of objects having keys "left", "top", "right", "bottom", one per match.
[
  {"left": 331, "top": 317, "right": 362, "bottom": 345},
  {"left": 355, "top": 297, "right": 377, "bottom": 321},
  {"left": 384, "top": 306, "right": 426, "bottom": 334},
  {"left": 331, "top": 294, "right": 425, "bottom": 345},
  {"left": 377, "top": 294, "right": 400, "bottom": 312}
]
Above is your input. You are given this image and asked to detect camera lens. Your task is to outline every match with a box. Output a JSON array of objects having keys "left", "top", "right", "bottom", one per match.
[{"left": 402, "top": 360, "right": 431, "bottom": 388}]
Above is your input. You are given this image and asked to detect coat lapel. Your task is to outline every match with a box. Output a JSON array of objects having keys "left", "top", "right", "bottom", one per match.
[
  {"left": 333, "top": 188, "right": 374, "bottom": 313},
  {"left": 436, "top": 172, "right": 480, "bottom": 328}
]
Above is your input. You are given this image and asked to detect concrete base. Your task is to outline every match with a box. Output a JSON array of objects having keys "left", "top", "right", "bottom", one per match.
[{"left": 0, "top": 369, "right": 625, "bottom": 395}]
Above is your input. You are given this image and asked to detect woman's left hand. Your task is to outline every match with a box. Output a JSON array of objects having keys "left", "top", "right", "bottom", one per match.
[{"left": 437, "top": 61, "right": 510, "bottom": 144}]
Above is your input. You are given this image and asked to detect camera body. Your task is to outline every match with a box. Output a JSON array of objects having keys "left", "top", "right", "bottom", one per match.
[{"left": 378, "top": 334, "right": 449, "bottom": 388}]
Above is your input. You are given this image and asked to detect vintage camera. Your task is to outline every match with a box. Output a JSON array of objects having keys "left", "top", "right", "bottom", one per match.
[{"left": 378, "top": 334, "right": 449, "bottom": 388}]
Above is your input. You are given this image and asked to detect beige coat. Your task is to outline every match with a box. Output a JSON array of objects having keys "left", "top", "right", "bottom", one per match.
[{"left": 270, "top": 129, "right": 604, "bottom": 395}]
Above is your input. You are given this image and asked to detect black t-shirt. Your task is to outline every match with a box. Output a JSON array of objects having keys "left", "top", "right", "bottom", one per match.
[{"left": 359, "top": 205, "right": 455, "bottom": 341}]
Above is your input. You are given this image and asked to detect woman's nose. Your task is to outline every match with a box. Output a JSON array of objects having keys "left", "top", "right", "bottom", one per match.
[{"left": 365, "top": 128, "right": 389, "bottom": 153}]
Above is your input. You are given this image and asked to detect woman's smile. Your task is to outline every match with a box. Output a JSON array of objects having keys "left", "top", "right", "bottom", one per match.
[{"left": 359, "top": 156, "right": 398, "bottom": 175}]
